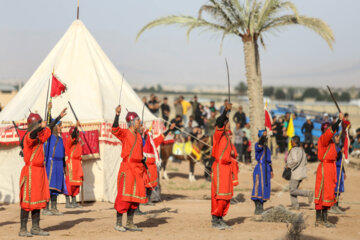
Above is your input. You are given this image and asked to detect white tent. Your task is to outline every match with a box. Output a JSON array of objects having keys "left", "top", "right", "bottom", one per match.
[{"left": 0, "top": 20, "right": 159, "bottom": 204}]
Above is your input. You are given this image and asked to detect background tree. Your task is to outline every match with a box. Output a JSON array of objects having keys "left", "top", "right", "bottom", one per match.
[
  {"left": 137, "top": 0, "right": 334, "bottom": 156},
  {"left": 235, "top": 81, "right": 248, "bottom": 95},
  {"left": 275, "top": 89, "right": 286, "bottom": 100},
  {"left": 263, "top": 86, "right": 274, "bottom": 97},
  {"left": 339, "top": 92, "right": 351, "bottom": 102}
]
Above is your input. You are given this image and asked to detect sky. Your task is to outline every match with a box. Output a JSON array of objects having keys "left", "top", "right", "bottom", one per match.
[{"left": 0, "top": 0, "right": 359, "bottom": 89}]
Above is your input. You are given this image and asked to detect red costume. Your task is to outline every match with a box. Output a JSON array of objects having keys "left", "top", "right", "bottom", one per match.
[
  {"left": 211, "top": 126, "right": 237, "bottom": 217},
  {"left": 231, "top": 158, "right": 239, "bottom": 187},
  {"left": 143, "top": 131, "right": 164, "bottom": 189},
  {"left": 65, "top": 134, "right": 83, "bottom": 197},
  {"left": 19, "top": 127, "right": 51, "bottom": 211},
  {"left": 315, "top": 128, "right": 337, "bottom": 210},
  {"left": 112, "top": 127, "right": 147, "bottom": 213}
]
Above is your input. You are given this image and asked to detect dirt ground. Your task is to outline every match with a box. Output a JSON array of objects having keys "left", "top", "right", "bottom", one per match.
[{"left": 1, "top": 154, "right": 360, "bottom": 240}]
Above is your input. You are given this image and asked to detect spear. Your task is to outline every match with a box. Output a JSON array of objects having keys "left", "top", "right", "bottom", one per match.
[
  {"left": 119, "top": 73, "right": 124, "bottom": 105},
  {"left": 44, "top": 78, "right": 51, "bottom": 120},
  {"left": 327, "top": 85, "right": 341, "bottom": 113}
]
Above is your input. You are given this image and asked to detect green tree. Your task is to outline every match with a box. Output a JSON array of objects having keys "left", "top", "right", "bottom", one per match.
[
  {"left": 275, "top": 89, "right": 286, "bottom": 100},
  {"left": 136, "top": 0, "right": 334, "bottom": 152},
  {"left": 339, "top": 92, "right": 351, "bottom": 102},
  {"left": 263, "top": 86, "right": 274, "bottom": 97},
  {"left": 157, "top": 84, "right": 163, "bottom": 92},
  {"left": 235, "top": 81, "right": 247, "bottom": 95},
  {"left": 302, "top": 88, "right": 324, "bottom": 101},
  {"left": 287, "top": 88, "right": 295, "bottom": 100}
]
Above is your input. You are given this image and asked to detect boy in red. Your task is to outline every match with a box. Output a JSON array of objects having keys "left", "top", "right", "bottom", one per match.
[
  {"left": 19, "top": 110, "right": 66, "bottom": 237},
  {"left": 65, "top": 120, "right": 84, "bottom": 208},
  {"left": 211, "top": 102, "right": 237, "bottom": 230},
  {"left": 315, "top": 112, "right": 343, "bottom": 228},
  {"left": 112, "top": 105, "right": 147, "bottom": 232}
]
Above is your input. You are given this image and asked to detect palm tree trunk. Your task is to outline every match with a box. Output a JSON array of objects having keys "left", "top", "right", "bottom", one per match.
[{"left": 243, "top": 38, "right": 265, "bottom": 162}]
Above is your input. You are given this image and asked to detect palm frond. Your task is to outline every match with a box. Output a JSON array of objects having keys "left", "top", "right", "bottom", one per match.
[{"left": 260, "top": 15, "right": 335, "bottom": 49}]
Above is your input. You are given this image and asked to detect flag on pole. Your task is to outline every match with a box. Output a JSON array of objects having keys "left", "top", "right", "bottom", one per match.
[
  {"left": 264, "top": 103, "right": 273, "bottom": 135},
  {"left": 343, "top": 126, "right": 350, "bottom": 164},
  {"left": 50, "top": 73, "right": 67, "bottom": 97},
  {"left": 287, "top": 114, "right": 295, "bottom": 151}
]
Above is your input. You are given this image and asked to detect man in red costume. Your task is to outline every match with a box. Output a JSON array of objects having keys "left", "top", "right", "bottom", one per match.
[
  {"left": 211, "top": 102, "right": 237, "bottom": 230},
  {"left": 65, "top": 120, "right": 84, "bottom": 208},
  {"left": 315, "top": 112, "right": 343, "bottom": 228},
  {"left": 143, "top": 123, "right": 175, "bottom": 205},
  {"left": 112, "top": 105, "right": 147, "bottom": 232},
  {"left": 19, "top": 110, "right": 66, "bottom": 237}
]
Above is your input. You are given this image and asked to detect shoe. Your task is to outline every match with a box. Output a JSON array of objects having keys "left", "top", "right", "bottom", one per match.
[
  {"left": 321, "top": 209, "right": 336, "bottom": 228},
  {"left": 289, "top": 206, "right": 300, "bottom": 211},
  {"left": 114, "top": 212, "right": 126, "bottom": 232},
  {"left": 42, "top": 202, "right": 53, "bottom": 216},
  {"left": 125, "top": 209, "right": 143, "bottom": 232},
  {"left": 31, "top": 211, "right": 49, "bottom": 236},
  {"left": 135, "top": 208, "right": 146, "bottom": 216},
  {"left": 65, "top": 196, "right": 73, "bottom": 208},
  {"left": 50, "top": 208, "right": 63, "bottom": 216},
  {"left": 71, "top": 196, "right": 82, "bottom": 208},
  {"left": 19, "top": 214, "right": 32, "bottom": 237},
  {"left": 211, "top": 215, "right": 225, "bottom": 230},
  {"left": 218, "top": 217, "right": 232, "bottom": 229},
  {"left": 315, "top": 210, "right": 322, "bottom": 227}
]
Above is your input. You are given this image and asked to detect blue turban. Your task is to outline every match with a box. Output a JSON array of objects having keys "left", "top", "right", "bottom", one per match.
[{"left": 258, "top": 129, "right": 266, "bottom": 138}]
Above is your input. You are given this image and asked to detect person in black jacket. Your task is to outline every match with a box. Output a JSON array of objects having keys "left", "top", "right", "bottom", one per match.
[
  {"left": 233, "top": 106, "right": 246, "bottom": 128},
  {"left": 301, "top": 117, "right": 314, "bottom": 144}
]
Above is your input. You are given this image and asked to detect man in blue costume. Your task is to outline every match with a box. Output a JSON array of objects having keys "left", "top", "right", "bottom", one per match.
[
  {"left": 251, "top": 130, "right": 273, "bottom": 215},
  {"left": 43, "top": 103, "right": 68, "bottom": 216},
  {"left": 330, "top": 133, "right": 346, "bottom": 214}
]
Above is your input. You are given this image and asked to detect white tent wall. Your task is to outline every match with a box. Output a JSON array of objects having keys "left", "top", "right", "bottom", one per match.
[{"left": 0, "top": 146, "right": 22, "bottom": 204}]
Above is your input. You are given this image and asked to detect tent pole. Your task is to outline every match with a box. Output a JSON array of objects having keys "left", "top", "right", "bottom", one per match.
[{"left": 77, "top": 0, "right": 80, "bottom": 20}]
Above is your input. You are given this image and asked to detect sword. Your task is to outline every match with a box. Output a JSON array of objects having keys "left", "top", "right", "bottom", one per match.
[
  {"left": 225, "top": 58, "right": 231, "bottom": 103},
  {"left": 327, "top": 85, "right": 341, "bottom": 113},
  {"left": 119, "top": 73, "right": 124, "bottom": 105}
]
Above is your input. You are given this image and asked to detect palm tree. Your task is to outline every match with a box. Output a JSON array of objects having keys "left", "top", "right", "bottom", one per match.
[{"left": 136, "top": 0, "right": 334, "bottom": 153}]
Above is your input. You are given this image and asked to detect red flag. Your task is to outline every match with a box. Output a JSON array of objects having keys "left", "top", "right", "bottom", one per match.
[
  {"left": 343, "top": 127, "right": 350, "bottom": 163},
  {"left": 51, "top": 73, "right": 67, "bottom": 97},
  {"left": 265, "top": 105, "right": 273, "bottom": 135}
]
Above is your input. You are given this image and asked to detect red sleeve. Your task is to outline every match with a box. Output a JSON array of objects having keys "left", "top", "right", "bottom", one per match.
[
  {"left": 28, "top": 127, "right": 51, "bottom": 145},
  {"left": 153, "top": 135, "right": 164, "bottom": 147},
  {"left": 112, "top": 126, "right": 126, "bottom": 142},
  {"left": 318, "top": 128, "right": 335, "bottom": 148}
]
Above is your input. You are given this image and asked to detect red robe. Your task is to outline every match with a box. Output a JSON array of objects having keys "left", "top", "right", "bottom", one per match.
[
  {"left": 112, "top": 127, "right": 148, "bottom": 212},
  {"left": 315, "top": 128, "right": 337, "bottom": 208},
  {"left": 65, "top": 136, "right": 83, "bottom": 196},
  {"left": 143, "top": 132, "right": 164, "bottom": 189},
  {"left": 19, "top": 127, "right": 51, "bottom": 211},
  {"left": 211, "top": 127, "right": 237, "bottom": 217},
  {"left": 231, "top": 158, "right": 239, "bottom": 186}
]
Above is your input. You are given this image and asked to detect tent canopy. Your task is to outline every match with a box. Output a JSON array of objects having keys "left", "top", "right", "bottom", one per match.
[{"left": 0, "top": 20, "right": 155, "bottom": 124}]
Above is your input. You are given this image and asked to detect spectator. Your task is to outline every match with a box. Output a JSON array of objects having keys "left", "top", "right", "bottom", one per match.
[
  {"left": 242, "top": 123, "right": 251, "bottom": 139},
  {"left": 322, "top": 113, "right": 329, "bottom": 123},
  {"left": 341, "top": 113, "right": 351, "bottom": 143},
  {"left": 148, "top": 94, "right": 160, "bottom": 117},
  {"left": 209, "top": 101, "right": 217, "bottom": 113},
  {"left": 219, "top": 99, "right": 228, "bottom": 115},
  {"left": 206, "top": 111, "right": 216, "bottom": 136},
  {"left": 304, "top": 142, "right": 317, "bottom": 162},
  {"left": 233, "top": 105, "right": 247, "bottom": 128},
  {"left": 174, "top": 98, "right": 183, "bottom": 119},
  {"left": 275, "top": 117, "right": 286, "bottom": 153},
  {"left": 233, "top": 122, "right": 244, "bottom": 162},
  {"left": 191, "top": 96, "right": 199, "bottom": 119},
  {"left": 356, "top": 128, "right": 360, "bottom": 139},
  {"left": 160, "top": 97, "right": 170, "bottom": 126},
  {"left": 351, "top": 137, "right": 360, "bottom": 158},
  {"left": 179, "top": 96, "right": 191, "bottom": 123},
  {"left": 242, "top": 136, "right": 251, "bottom": 164},
  {"left": 270, "top": 115, "right": 278, "bottom": 157},
  {"left": 286, "top": 136, "right": 314, "bottom": 210},
  {"left": 171, "top": 115, "right": 184, "bottom": 130},
  {"left": 301, "top": 117, "right": 314, "bottom": 144}
]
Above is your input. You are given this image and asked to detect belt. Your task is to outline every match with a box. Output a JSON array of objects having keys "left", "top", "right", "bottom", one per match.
[
  {"left": 122, "top": 157, "right": 142, "bottom": 163},
  {"left": 49, "top": 157, "right": 64, "bottom": 161},
  {"left": 322, "top": 160, "right": 335, "bottom": 163},
  {"left": 25, "top": 162, "right": 44, "bottom": 168}
]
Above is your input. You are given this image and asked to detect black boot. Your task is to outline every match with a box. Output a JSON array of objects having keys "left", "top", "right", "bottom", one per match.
[
  {"left": 114, "top": 212, "right": 126, "bottom": 232},
  {"left": 218, "top": 216, "right": 232, "bottom": 229},
  {"left": 19, "top": 209, "right": 32, "bottom": 237},
  {"left": 65, "top": 195, "right": 72, "bottom": 208},
  {"left": 315, "top": 210, "right": 322, "bottom": 227},
  {"left": 135, "top": 206, "right": 146, "bottom": 216},
  {"left": 145, "top": 188, "right": 155, "bottom": 206},
  {"left": 322, "top": 209, "right": 336, "bottom": 228},
  {"left": 31, "top": 210, "right": 49, "bottom": 236},
  {"left": 125, "top": 209, "right": 143, "bottom": 232},
  {"left": 330, "top": 202, "right": 345, "bottom": 215},
  {"left": 71, "top": 196, "right": 82, "bottom": 208},
  {"left": 211, "top": 215, "right": 225, "bottom": 230},
  {"left": 42, "top": 201, "right": 53, "bottom": 216},
  {"left": 50, "top": 195, "right": 63, "bottom": 216},
  {"left": 259, "top": 201, "right": 264, "bottom": 214}
]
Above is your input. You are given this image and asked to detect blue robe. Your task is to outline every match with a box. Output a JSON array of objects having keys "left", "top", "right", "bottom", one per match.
[
  {"left": 334, "top": 145, "right": 344, "bottom": 196},
  {"left": 44, "top": 135, "right": 67, "bottom": 196},
  {"left": 251, "top": 143, "right": 272, "bottom": 203}
]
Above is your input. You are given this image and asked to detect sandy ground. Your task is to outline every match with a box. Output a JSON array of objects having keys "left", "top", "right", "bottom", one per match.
[{"left": 1, "top": 154, "right": 360, "bottom": 240}]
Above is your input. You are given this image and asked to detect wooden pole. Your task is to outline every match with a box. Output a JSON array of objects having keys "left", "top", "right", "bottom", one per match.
[{"left": 77, "top": 0, "right": 80, "bottom": 20}]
